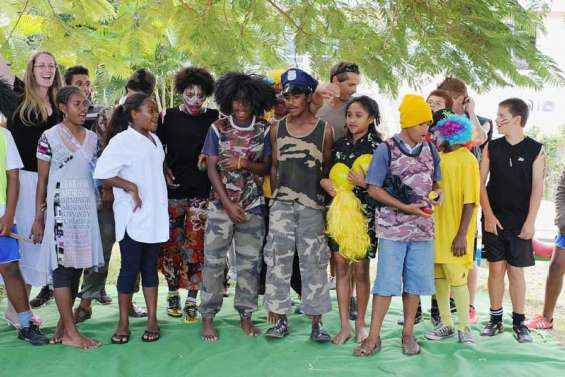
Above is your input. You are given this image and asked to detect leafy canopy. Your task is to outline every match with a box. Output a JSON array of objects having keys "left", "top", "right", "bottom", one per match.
[{"left": 1, "top": 0, "right": 563, "bottom": 97}]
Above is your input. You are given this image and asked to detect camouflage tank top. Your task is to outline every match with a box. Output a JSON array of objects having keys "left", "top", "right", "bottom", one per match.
[
  {"left": 376, "top": 138, "right": 435, "bottom": 241},
  {"left": 272, "top": 118, "right": 326, "bottom": 209}
]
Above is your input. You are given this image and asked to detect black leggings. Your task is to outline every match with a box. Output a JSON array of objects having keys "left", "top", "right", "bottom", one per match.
[{"left": 52, "top": 266, "right": 84, "bottom": 300}]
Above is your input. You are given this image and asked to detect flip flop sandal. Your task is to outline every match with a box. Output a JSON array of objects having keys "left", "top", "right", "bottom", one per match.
[
  {"left": 141, "top": 329, "right": 160, "bottom": 342},
  {"left": 352, "top": 338, "right": 381, "bottom": 357},
  {"left": 111, "top": 331, "right": 131, "bottom": 345}
]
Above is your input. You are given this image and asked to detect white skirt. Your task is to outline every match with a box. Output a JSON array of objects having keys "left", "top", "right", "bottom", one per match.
[{"left": 15, "top": 170, "right": 51, "bottom": 286}]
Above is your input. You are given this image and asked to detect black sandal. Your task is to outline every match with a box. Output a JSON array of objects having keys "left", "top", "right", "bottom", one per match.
[
  {"left": 141, "top": 329, "right": 160, "bottom": 342},
  {"left": 111, "top": 331, "right": 131, "bottom": 344}
]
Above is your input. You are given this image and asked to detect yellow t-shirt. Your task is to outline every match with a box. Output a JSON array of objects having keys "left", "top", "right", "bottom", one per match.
[{"left": 433, "top": 147, "right": 480, "bottom": 268}]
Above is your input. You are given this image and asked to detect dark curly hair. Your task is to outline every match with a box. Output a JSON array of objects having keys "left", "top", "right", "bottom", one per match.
[
  {"left": 214, "top": 72, "right": 276, "bottom": 116},
  {"left": 175, "top": 67, "right": 215, "bottom": 96}
]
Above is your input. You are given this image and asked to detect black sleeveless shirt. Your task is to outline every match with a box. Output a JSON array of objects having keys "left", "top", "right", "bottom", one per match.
[
  {"left": 486, "top": 136, "right": 542, "bottom": 232},
  {"left": 272, "top": 118, "right": 326, "bottom": 209}
]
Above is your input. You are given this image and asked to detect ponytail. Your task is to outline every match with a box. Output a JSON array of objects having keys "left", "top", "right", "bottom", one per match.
[{"left": 105, "top": 92, "right": 150, "bottom": 145}]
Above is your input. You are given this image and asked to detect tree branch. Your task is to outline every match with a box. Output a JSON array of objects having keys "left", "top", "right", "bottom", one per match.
[{"left": 7, "top": 0, "right": 30, "bottom": 42}]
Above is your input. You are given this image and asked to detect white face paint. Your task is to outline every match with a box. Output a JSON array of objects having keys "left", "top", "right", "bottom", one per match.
[{"left": 182, "top": 85, "right": 205, "bottom": 114}]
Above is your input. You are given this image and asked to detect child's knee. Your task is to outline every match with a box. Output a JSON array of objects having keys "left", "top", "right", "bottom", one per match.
[{"left": 2, "top": 262, "right": 22, "bottom": 279}]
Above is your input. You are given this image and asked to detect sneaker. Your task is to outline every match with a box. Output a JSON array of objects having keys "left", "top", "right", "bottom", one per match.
[
  {"left": 30, "top": 286, "right": 53, "bottom": 308},
  {"left": 167, "top": 292, "right": 182, "bottom": 317},
  {"left": 397, "top": 309, "right": 423, "bottom": 326},
  {"left": 513, "top": 323, "right": 533, "bottom": 343},
  {"left": 265, "top": 319, "right": 289, "bottom": 338},
  {"left": 310, "top": 321, "right": 331, "bottom": 343},
  {"left": 129, "top": 302, "right": 148, "bottom": 318},
  {"left": 349, "top": 297, "right": 358, "bottom": 321},
  {"left": 328, "top": 276, "right": 336, "bottom": 290},
  {"left": 450, "top": 298, "right": 457, "bottom": 313},
  {"left": 96, "top": 289, "right": 112, "bottom": 305},
  {"left": 18, "top": 324, "right": 49, "bottom": 346},
  {"left": 526, "top": 314, "right": 553, "bottom": 330},
  {"left": 458, "top": 327, "right": 475, "bottom": 344},
  {"left": 425, "top": 324, "right": 455, "bottom": 340},
  {"left": 183, "top": 302, "right": 198, "bottom": 324},
  {"left": 480, "top": 320, "right": 504, "bottom": 336},
  {"left": 468, "top": 306, "right": 478, "bottom": 325},
  {"left": 430, "top": 308, "right": 441, "bottom": 327}
]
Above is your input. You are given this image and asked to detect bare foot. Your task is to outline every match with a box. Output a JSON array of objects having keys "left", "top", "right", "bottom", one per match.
[
  {"left": 332, "top": 327, "right": 352, "bottom": 345},
  {"left": 61, "top": 333, "right": 101, "bottom": 349},
  {"left": 201, "top": 317, "right": 218, "bottom": 341},
  {"left": 241, "top": 317, "right": 261, "bottom": 337},
  {"left": 50, "top": 323, "right": 65, "bottom": 344},
  {"left": 355, "top": 325, "right": 368, "bottom": 343}
]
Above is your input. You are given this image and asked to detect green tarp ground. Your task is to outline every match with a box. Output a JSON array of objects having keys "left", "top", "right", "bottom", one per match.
[{"left": 1, "top": 289, "right": 564, "bottom": 377}]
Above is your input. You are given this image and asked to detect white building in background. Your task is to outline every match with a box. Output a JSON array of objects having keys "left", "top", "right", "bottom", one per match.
[{"left": 356, "top": 0, "right": 565, "bottom": 137}]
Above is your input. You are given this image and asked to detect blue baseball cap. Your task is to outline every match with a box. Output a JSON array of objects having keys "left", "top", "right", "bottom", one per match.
[{"left": 281, "top": 68, "right": 318, "bottom": 94}]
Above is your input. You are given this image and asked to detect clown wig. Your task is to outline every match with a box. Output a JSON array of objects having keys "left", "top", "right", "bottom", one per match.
[{"left": 433, "top": 114, "right": 473, "bottom": 146}]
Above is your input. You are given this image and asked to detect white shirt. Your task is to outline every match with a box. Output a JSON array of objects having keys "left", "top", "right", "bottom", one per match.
[
  {"left": 1, "top": 128, "right": 24, "bottom": 218},
  {"left": 93, "top": 127, "right": 168, "bottom": 243}
]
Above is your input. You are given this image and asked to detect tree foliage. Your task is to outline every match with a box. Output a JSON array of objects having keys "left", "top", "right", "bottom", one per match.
[
  {"left": 528, "top": 124, "right": 565, "bottom": 201},
  {"left": 1, "top": 0, "right": 563, "bottom": 104}
]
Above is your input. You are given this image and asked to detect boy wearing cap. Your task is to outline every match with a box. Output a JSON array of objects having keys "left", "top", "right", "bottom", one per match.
[
  {"left": 354, "top": 95, "right": 442, "bottom": 356},
  {"left": 263, "top": 68, "right": 334, "bottom": 342},
  {"left": 424, "top": 114, "right": 480, "bottom": 344},
  {"left": 480, "top": 98, "right": 544, "bottom": 343}
]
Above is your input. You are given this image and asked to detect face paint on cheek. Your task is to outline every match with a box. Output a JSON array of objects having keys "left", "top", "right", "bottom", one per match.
[{"left": 183, "top": 85, "right": 205, "bottom": 114}]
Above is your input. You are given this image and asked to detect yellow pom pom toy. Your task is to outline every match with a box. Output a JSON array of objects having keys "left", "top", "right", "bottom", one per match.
[
  {"left": 326, "top": 162, "right": 370, "bottom": 261},
  {"left": 329, "top": 163, "right": 353, "bottom": 191},
  {"left": 352, "top": 154, "right": 372, "bottom": 175}
]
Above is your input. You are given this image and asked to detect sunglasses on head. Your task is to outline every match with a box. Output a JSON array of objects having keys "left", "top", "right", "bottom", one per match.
[{"left": 331, "top": 63, "right": 360, "bottom": 80}]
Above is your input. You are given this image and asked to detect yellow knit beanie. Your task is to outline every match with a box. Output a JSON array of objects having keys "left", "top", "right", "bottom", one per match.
[{"left": 399, "top": 94, "right": 433, "bottom": 129}]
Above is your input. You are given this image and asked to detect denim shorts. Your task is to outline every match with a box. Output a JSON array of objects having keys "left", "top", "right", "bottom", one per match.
[{"left": 372, "top": 239, "right": 435, "bottom": 296}]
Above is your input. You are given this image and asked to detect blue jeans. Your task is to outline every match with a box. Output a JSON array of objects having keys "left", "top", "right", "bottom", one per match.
[{"left": 372, "top": 239, "right": 435, "bottom": 296}]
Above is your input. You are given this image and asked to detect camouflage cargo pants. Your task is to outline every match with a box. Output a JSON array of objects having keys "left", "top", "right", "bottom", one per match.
[
  {"left": 199, "top": 203, "right": 265, "bottom": 318},
  {"left": 264, "top": 200, "right": 331, "bottom": 316}
]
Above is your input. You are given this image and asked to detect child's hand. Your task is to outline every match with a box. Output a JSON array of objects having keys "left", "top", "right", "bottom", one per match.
[
  {"left": 0, "top": 215, "right": 13, "bottom": 237},
  {"left": 518, "top": 220, "right": 535, "bottom": 240},
  {"left": 219, "top": 156, "right": 243, "bottom": 171},
  {"left": 484, "top": 214, "right": 503, "bottom": 235},
  {"left": 126, "top": 184, "right": 142, "bottom": 211},
  {"left": 197, "top": 154, "right": 207, "bottom": 172},
  {"left": 320, "top": 178, "right": 336, "bottom": 197},
  {"left": 225, "top": 201, "right": 247, "bottom": 223},
  {"left": 31, "top": 218, "right": 45, "bottom": 244},
  {"left": 429, "top": 189, "right": 443, "bottom": 206},
  {"left": 317, "top": 83, "right": 341, "bottom": 105},
  {"left": 348, "top": 169, "right": 367, "bottom": 189},
  {"left": 165, "top": 166, "right": 180, "bottom": 189},
  {"left": 402, "top": 201, "right": 432, "bottom": 217},
  {"left": 451, "top": 233, "right": 467, "bottom": 257}
]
